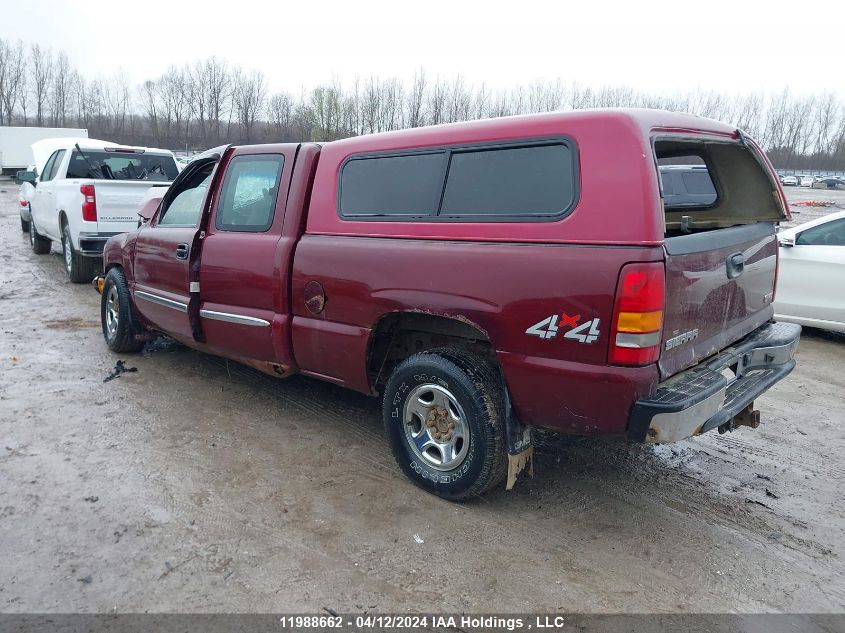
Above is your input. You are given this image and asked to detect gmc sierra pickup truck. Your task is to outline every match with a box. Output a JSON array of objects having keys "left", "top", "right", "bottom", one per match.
[
  {"left": 17, "top": 138, "right": 178, "bottom": 282},
  {"left": 96, "top": 109, "right": 801, "bottom": 500}
]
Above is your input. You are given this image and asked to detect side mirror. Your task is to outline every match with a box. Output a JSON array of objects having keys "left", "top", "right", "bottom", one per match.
[
  {"left": 15, "top": 170, "right": 37, "bottom": 185},
  {"left": 137, "top": 195, "right": 163, "bottom": 224},
  {"left": 778, "top": 235, "right": 795, "bottom": 247}
]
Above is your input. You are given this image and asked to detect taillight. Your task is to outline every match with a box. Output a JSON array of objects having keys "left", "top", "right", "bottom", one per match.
[
  {"left": 80, "top": 184, "right": 97, "bottom": 222},
  {"left": 609, "top": 262, "right": 665, "bottom": 366},
  {"left": 19, "top": 197, "right": 28, "bottom": 207}
]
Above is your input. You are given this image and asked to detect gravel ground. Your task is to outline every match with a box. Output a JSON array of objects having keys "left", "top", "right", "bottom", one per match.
[{"left": 0, "top": 182, "right": 843, "bottom": 613}]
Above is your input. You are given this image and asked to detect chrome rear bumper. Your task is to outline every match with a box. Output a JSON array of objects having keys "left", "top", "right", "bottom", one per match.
[{"left": 628, "top": 321, "right": 801, "bottom": 443}]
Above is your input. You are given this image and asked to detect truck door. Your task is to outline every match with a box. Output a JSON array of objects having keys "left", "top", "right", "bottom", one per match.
[
  {"left": 131, "top": 149, "right": 227, "bottom": 343},
  {"left": 195, "top": 144, "right": 299, "bottom": 365},
  {"left": 776, "top": 217, "right": 845, "bottom": 324},
  {"left": 31, "top": 149, "right": 65, "bottom": 240}
]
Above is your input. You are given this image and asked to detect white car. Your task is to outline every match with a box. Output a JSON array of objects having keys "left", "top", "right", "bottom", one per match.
[
  {"left": 774, "top": 210, "right": 845, "bottom": 333},
  {"left": 781, "top": 175, "right": 799, "bottom": 186},
  {"left": 16, "top": 163, "right": 37, "bottom": 232},
  {"left": 800, "top": 175, "right": 815, "bottom": 187},
  {"left": 18, "top": 138, "right": 178, "bottom": 282}
]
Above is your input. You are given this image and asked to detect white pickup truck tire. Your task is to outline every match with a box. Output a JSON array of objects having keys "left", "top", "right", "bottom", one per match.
[
  {"left": 29, "top": 219, "right": 51, "bottom": 255},
  {"left": 62, "top": 224, "right": 98, "bottom": 284}
]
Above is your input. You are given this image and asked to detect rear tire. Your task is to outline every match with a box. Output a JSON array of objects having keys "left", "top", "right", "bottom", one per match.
[
  {"left": 29, "top": 219, "right": 51, "bottom": 255},
  {"left": 101, "top": 267, "right": 145, "bottom": 353},
  {"left": 62, "top": 224, "right": 97, "bottom": 283},
  {"left": 383, "top": 348, "right": 508, "bottom": 501}
]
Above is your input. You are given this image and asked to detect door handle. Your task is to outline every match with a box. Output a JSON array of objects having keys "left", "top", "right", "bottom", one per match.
[
  {"left": 175, "top": 243, "right": 189, "bottom": 260},
  {"left": 726, "top": 252, "right": 745, "bottom": 279}
]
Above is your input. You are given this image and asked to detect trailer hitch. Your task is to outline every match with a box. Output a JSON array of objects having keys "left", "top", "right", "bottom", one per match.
[{"left": 718, "top": 403, "right": 761, "bottom": 434}]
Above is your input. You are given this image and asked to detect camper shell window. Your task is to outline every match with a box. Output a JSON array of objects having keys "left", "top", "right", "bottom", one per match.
[{"left": 654, "top": 137, "right": 787, "bottom": 235}]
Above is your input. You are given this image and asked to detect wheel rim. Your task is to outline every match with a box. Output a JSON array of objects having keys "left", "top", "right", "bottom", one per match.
[
  {"left": 105, "top": 286, "right": 119, "bottom": 338},
  {"left": 402, "top": 383, "right": 470, "bottom": 471},
  {"left": 63, "top": 236, "right": 73, "bottom": 271}
]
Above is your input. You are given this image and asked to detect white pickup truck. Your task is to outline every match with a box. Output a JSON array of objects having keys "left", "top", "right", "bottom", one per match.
[{"left": 17, "top": 139, "right": 178, "bottom": 282}]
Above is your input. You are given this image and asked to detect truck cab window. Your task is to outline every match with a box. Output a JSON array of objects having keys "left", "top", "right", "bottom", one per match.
[
  {"left": 215, "top": 154, "right": 284, "bottom": 232},
  {"left": 157, "top": 164, "right": 214, "bottom": 227},
  {"left": 41, "top": 150, "right": 65, "bottom": 182}
]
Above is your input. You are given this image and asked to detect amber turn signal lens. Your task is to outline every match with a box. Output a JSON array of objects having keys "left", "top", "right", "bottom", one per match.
[{"left": 617, "top": 310, "right": 663, "bottom": 333}]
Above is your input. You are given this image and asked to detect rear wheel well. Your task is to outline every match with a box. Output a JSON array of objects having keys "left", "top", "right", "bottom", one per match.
[
  {"left": 59, "top": 211, "right": 68, "bottom": 229},
  {"left": 367, "top": 312, "right": 496, "bottom": 393}
]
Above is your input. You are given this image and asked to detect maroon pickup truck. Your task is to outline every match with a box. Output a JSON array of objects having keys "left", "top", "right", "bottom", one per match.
[{"left": 96, "top": 109, "right": 801, "bottom": 500}]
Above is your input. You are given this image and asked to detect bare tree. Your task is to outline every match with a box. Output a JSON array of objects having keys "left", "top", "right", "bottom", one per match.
[
  {"left": 310, "top": 81, "right": 346, "bottom": 141},
  {"left": 102, "top": 71, "right": 131, "bottom": 140},
  {"left": 203, "top": 57, "right": 233, "bottom": 145},
  {"left": 268, "top": 92, "right": 294, "bottom": 140},
  {"left": 427, "top": 77, "right": 448, "bottom": 125},
  {"left": 138, "top": 79, "right": 160, "bottom": 142},
  {"left": 49, "top": 52, "right": 73, "bottom": 127},
  {"left": 4, "top": 38, "right": 845, "bottom": 169},
  {"left": 30, "top": 43, "right": 53, "bottom": 126},
  {"left": 813, "top": 93, "right": 840, "bottom": 155},
  {"left": 0, "top": 40, "right": 27, "bottom": 125},
  {"left": 186, "top": 58, "right": 232, "bottom": 146},
  {"left": 232, "top": 68, "right": 267, "bottom": 143},
  {"left": 164, "top": 66, "right": 190, "bottom": 149},
  {"left": 406, "top": 69, "right": 426, "bottom": 128},
  {"left": 74, "top": 73, "right": 102, "bottom": 131},
  {"left": 0, "top": 41, "right": 27, "bottom": 124},
  {"left": 0, "top": 39, "right": 8, "bottom": 126}
]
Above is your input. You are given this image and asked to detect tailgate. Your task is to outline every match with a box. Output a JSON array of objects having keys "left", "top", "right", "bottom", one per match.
[
  {"left": 94, "top": 181, "right": 170, "bottom": 232},
  {"left": 659, "top": 222, "right": 777, "bottom": 378}
]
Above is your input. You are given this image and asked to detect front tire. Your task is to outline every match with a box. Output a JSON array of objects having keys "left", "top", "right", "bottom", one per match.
[
  {"left": 383, "top": 348, "right": 507, "bottom": 500},
  {"left": 62, "top": 224, "right": 97, "bottom": 283},
  {"left": 29, "top": 219, "right": 51, "bottom": 255},
  {"left": 101, "top": 267, "right": 145, "bottom": 353}
]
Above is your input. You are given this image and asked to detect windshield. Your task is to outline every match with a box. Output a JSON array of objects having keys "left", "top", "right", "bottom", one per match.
[{"left": 67, "top": 150, "right": 178, "bottom": 182}]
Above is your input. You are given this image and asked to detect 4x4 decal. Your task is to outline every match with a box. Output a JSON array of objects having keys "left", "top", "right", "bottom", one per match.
[{"left": 525, "top": 313, "right": 601, "bottom": 344}]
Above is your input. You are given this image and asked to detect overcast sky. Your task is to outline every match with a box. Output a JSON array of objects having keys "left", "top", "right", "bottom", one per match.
[{"left": 2, "top": 0, "right": 843, "bottom": 97}]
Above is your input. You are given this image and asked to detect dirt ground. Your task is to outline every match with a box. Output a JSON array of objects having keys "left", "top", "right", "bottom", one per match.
[{"left": 0, "top": 183, "right": 843, "bottom": 614}]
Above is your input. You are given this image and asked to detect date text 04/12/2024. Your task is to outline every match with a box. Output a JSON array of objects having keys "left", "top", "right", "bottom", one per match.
[{"left": 277, "top": 615, "right": 569, "bottom": 630}]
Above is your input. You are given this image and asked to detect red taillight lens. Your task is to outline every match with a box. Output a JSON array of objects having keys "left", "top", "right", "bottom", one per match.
[
  {"left": 19, "top": 197, "right": 28, "bottom": 207},
  {"left": 80, "top": 184, "right": 97, "bottom": 222},
  {"left": 609, "top": 262, "right": 665, "bottom": 366}
]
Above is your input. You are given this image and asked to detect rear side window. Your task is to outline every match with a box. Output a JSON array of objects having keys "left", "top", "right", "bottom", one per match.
[
  {"left": 440, "top": 145, "right": 573, "bottom": 216},
  {"left": 216, "top": 154, "right": 284, "bottom": 232},
  {"left": 339, "top": 139, "right": 577, "bottom": 221},
  {"left": 340, "top": 152, "right": 445, "bottom": 216}
]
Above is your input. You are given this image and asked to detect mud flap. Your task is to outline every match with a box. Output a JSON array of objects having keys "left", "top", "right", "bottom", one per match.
[{"left": 504, "top": 392, "right": 533, "bottom": 490}]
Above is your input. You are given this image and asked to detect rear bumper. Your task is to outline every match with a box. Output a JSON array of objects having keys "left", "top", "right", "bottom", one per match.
[
  {"left": 78, "top": 232, "right": 121, "bottom": 257},
  {"left": 20, "top": 205, "right": 31, "bottom": 221},
  {"left": 628, "top": 321, "right": 801, "bottom": 443}
]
